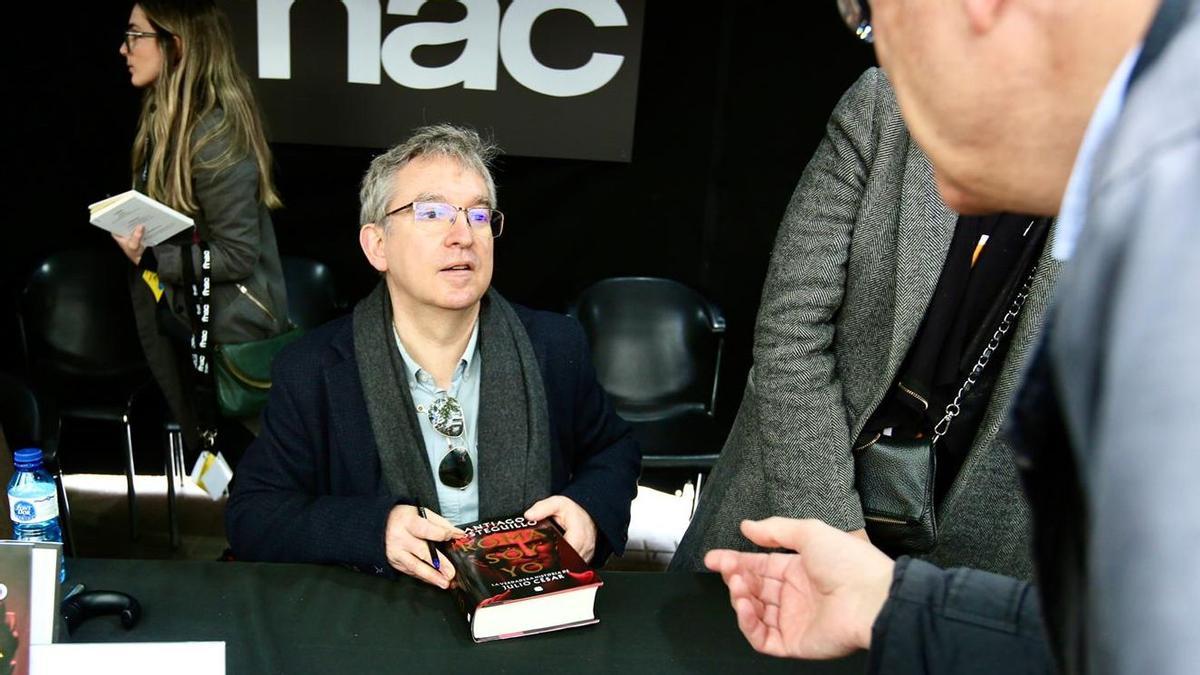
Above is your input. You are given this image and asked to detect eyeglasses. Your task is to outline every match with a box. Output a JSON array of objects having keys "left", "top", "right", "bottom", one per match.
[
  {"left": 123, "top": 30, "right": 159, "bottom": 51},
  {"left": 835, "top": 0, "right": 873, "bottom": 43},
  {"left": 386, "top": 201, "right": 505, "bottom": 238},
  {"left": 428, "top": 394, "right": 474, "bottom": 489}
]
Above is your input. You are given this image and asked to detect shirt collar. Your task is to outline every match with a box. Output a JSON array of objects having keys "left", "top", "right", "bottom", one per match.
[
  {"left": 1052, "top": 44, "right": 1142, "bottom": 261},
  {"left": 393, "top": 319, "right": 481, "bottom": 388}
]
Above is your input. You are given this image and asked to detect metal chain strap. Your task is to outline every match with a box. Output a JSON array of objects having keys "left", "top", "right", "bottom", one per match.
[{"left": 931, "top": 263, "right": 1039, "bottom": 444}]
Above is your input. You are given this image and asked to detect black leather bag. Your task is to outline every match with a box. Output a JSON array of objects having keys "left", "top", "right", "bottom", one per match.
[
  {"left": 854, "top": 435, "right": 938, "bottom": 553},
  {"left": 854, "top": 264, "right": 1039, "bottom": 555}
]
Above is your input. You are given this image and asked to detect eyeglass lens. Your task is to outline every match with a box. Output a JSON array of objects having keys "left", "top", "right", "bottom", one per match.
[
  {"left": 124, "top": 31, "right": 156, "bottom": 51},
  {"left": 411, "top": 202, "right": 504, "bottom": 237}
]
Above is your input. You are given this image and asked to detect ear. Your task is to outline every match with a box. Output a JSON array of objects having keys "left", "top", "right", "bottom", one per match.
[
  {"left": 359, "top": 223, "right": 389, "bottom": 273},
  {"left": 963, "top": 0, "right": 1004, "bottom": 34}
]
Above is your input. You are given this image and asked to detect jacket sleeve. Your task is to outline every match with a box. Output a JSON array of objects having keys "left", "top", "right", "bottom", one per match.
[
  {"left": 225, "top": 346, "right": 398, "bottom": 576},
  {"left": 556, "top": 318, "right": 641, "bottom": 564},
  {"left": 153, "top": 131, "right": 265, "bottom": 285},
  {"left": 753, "top": 68, "right": 890, "bottom": 531},
  {"left": 868, "top": 557, "right": 1053, "bottom": 674},
  {"left": 1083, "top": 129, "right": 1200, "bottom": 673}
]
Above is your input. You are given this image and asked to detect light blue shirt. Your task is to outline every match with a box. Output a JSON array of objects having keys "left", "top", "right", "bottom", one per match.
[
  {"left": 1053, "top": 46, "right": 1142, "bottom": 261},
  {"left": 394, "top": 321, "right": 481, "bottom": 526}
]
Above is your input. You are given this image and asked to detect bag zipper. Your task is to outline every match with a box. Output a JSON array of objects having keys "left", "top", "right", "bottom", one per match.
[
  {"left": 896, "top": 381, "right": 930, "bottom": 411},
  {"left": 237, "top": 284, "right": 278, "bottom": 324},
  {"left": 864, "top": 514, "right": 909, "bottom": 525}
]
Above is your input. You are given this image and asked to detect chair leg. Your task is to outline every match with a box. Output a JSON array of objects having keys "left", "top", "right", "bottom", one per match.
[
  {"left": 175, "top": 438, "right": 186, "bottom": 488},
  {"left": 122, "top": 414, "right": 139, "bottom": 541},
  {"left": 165, "top": 428, "right": 181, "bottom": 550}
]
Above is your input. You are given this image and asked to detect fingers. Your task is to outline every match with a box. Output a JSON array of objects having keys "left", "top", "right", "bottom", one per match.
[
  {"left": 112, "top": 227, "right": 146, "bottom": 265},
  {"left": 734, "top": 597, "right": 784, "bottom": 658},
  {"left": 525, "top": 496, "right": 596, "bottom": 562},
  {"left": 395, "top": 550, "right": 453, "bottom": 589},
  {"left": 384, "top": 506, "right": 467, "bottom": 588},
  {"left": 705, "top": 549, "right": 773, "bottom": 578},
  {"left": 419, "top": 509, "right": 464, "bottom": 538},
  {"left": 523, "top": 495, "right": 563, "bottom": 522},
  {"left": 404, "top": 509, "right": 465, "bottom": 542},
  {"left": 739, "top": 517, "right": 830, "bottom": 552},
  {"left": 704, "top": 548, "right": 733, "bottom": 573}
]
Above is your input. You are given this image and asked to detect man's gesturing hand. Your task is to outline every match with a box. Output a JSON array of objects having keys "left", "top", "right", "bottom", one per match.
[
  {"left": 385, "top": 505, "right": 465, "bottom": 589},
  {"left": 705, "top": 518, "right": 894, "bottom": 660},
  {"left": 524, "top": 495, "right": 597, "bottom": 563}
]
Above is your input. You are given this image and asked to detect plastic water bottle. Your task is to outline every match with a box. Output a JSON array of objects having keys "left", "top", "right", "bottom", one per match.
[{"left": 8, "top": 448, "right": 66, "bottom": 582}]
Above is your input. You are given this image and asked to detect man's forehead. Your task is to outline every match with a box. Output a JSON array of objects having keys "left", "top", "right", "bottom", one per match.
[{"left": 391, "top": 155, "right": 490, "bottom": 205}]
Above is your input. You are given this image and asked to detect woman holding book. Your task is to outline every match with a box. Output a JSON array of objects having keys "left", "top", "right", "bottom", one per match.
[{"left": 112, "top": 0, "right": 288, "bottom": 458}]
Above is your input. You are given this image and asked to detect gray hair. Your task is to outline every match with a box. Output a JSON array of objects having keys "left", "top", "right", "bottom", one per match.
[{"left": 359, "top": 124, "right": 500, "bottom": 227}]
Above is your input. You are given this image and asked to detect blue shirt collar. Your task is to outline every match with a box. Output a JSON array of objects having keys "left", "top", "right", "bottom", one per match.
[
  {"left": 1052, "top": 45, "right": 1142, "bottom": 261},
  {"left": 393, "top": 319, "right": 480, "bottom": 389}
]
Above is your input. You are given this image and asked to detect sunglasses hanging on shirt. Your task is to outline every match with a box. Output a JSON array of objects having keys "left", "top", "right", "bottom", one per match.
[{"left": 428, "top": 395, "right": 474, "bottom": 489}]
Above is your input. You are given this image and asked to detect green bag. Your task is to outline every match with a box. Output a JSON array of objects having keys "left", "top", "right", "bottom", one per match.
[{"left": 214, "top": 327, "right": 305, "bottom": 418}]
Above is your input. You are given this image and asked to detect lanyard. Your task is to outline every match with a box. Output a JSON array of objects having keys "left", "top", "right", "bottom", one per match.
[{"left": 182, "top": 240, "right": 219, "bottom": 446}]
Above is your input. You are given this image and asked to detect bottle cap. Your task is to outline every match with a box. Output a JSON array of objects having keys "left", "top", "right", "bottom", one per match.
[{"left": 13, "top": 448, "right": 45, "bottom": 471}]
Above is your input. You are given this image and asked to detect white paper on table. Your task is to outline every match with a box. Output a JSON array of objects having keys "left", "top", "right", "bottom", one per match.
[
  {"left": 31, "top": 641, "right": 225, "bottom": 675},
  {"left": 28, "top": 546, "right": 60, "bottom": 644}
]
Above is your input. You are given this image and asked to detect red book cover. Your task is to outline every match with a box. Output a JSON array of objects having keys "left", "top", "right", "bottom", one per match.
[
  {"left": 440, "top": 516, "right": 602, "bottom": 642},
  {"left": 0, "top": 547, "right": 30, "bottom": 675}
]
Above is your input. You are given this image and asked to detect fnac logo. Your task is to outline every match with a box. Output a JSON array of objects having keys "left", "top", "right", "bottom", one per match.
[
  {"left": 257, "top": 0, "right": 629, "bottom": 97},
  {"left": 12, "top": 501, "right": 35, "bottom": 522}
]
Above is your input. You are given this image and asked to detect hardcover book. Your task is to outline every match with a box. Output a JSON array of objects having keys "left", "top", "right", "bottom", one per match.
[
  {"left": 0, "top": 541, "right": 63, "bottom": 675},
  {"left": 88, "top": 190, "right": 194, "bottom": 247},
  {"left": 439, "top": 516, "right": 602, "bottom": 643}
]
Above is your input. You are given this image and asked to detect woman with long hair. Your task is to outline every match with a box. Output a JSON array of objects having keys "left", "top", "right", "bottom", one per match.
[{"left": 112, "top": 0, "right": 288, "bottom": 458}]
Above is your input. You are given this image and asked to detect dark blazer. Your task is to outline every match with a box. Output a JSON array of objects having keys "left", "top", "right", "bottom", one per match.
[{"left": 225, "top": 304, "right": 640, "bottom": 577}]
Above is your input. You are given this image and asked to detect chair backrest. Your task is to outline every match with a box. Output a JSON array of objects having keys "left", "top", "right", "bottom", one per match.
[
  {"left": 0, "top": 372, "right": 43, "bottom": 450},
  {"left": 568, "top": 277, "right": 725, "bottom": 419},
  {"left": 281, "top": 256, "right": 345, "bottom": 329},
  {"left": 19, "top": 249, "right": 147, "bottom": 383}
]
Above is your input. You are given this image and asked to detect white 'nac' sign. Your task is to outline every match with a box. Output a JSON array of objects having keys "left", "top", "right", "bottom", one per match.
[{"left": 256, "top": 0, "right": 628, "bottom": 98}]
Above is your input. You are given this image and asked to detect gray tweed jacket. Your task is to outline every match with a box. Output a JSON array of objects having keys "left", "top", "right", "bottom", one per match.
[{"left": 673, "top": 68, "right": 1060, "bottom": 578}]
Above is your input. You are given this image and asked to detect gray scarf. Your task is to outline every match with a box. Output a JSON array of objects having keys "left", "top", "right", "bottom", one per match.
[{"left": 353, "top": 282, "right": 551, "bottom": 519}]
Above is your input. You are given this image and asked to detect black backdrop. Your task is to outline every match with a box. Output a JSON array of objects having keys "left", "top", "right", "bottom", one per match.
[{"left": 3, "top": 2, "right": 875, "bottom": 457}]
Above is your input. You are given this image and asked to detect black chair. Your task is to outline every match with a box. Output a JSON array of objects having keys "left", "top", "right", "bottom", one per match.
[
  {"left": 568, "top": 277, "right": 726, "bottom": 490},
  {"left": 0, "top": 371, "right": 76, "bottom": 555},
  {"left": 281, "top": 255, "right": 346, "bottom": 329},
  {"left": 18, "top": 249, "right": 151, "bottom": 541}
]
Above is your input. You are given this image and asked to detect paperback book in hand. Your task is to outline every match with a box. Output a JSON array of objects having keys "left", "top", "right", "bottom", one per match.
[
  {"left": 439, "top": 516, "right": 602, "bottom": 643},
  {"left": 88, "top": 190, "right": 194, "bottom": 247}
]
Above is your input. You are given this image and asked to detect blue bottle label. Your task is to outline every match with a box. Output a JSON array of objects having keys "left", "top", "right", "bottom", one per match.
[{"left": 8, "top": 494, "right": 58, "bottom": 523}]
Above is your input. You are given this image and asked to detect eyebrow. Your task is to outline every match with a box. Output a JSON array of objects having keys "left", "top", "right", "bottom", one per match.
[{"left": 412, "top": 192, "right": 494, "bottom": 208}]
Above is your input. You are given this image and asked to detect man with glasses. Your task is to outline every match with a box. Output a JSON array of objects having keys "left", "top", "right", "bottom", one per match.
[
  {"left": 226, "top": 124, "right": 640, "bottom": 590},
  {"left": 707, "top": 1, "right": 1199, "bottom": 672}
]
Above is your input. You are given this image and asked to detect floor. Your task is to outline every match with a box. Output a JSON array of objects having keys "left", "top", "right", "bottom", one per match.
[{"left": 62, "top": 472, "right": 696, "bottom": 571}]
